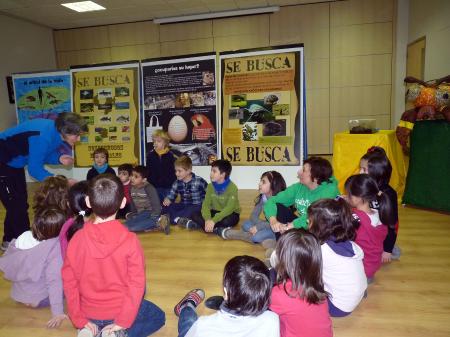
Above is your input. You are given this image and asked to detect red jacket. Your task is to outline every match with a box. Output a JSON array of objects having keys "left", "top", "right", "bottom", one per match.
[{"left": 62, "top": 220, "right": 145, "bottom": 328}]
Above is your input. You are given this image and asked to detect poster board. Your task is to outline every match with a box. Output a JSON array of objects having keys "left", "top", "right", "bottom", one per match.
[
  {"left": 219, "top": 45, "right": 305, "bottom": 166},
  {"left": 70, "top": 62, "right": 141, "bottom": 167},
  {"left": 12, "top": 70, "right": 71, "bottom": 124},
  {"left": 141, "top": 53, "right": 218, "bottom": 166}
]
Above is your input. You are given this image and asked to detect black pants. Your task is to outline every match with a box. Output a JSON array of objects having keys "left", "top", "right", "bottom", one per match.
[
  {"left": 191, "top": 210, "right": 240, "bottom": 233},
  {"left": 0, "top": 164, "right": 30, "bottom": 242},
  {"left": 274, "top": 203, "right": 297, "bottom": 240}
]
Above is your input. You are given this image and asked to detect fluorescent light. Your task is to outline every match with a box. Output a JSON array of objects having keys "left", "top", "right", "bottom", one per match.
[
  {"left": 61, "top": 1, "right": 106, "bottom": 12},
  {"left": 153, "top": 6, "right": 280, "bottom": 24}
]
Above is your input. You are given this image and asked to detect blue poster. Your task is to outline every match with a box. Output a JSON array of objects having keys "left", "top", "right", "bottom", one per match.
[{"left": 13, "top": 71, "right": 71, "bottom": 124}]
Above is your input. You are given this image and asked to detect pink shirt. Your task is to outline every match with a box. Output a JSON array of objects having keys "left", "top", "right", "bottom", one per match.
[
  {"left": 354, "top": 209, "right": 388, "bottom": 278},
  {"left": 270, "top": 280, "right": 333, "bottom": 337},
  {"left": 59, "top": 217, "right": 75, "bottom": 259}
]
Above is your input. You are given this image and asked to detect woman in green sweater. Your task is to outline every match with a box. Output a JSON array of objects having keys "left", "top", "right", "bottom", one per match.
[{"left": 264, "top": 157, "right": 339, "bottom": 235}]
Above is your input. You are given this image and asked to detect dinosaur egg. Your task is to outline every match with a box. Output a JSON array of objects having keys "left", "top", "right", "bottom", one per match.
[{"left": 168, "top": 115, "right": 188, "bottom": 142}]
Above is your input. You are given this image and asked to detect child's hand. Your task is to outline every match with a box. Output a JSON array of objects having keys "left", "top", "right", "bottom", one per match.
[
  {"left": 84, "top": 322, "right": 99, "bottom": 335},
  {"left": 381, "top": 251, "right": 392, "bottom": 263},
  {"left": 249, "top": 226, "right": 258, "bottom": 235},
  {"left": 46, "top": 314, "right": 67, "bottom": 329},
  {"left": 102, "top": 323, "right": 125, "bottom": 335},
  {"left": 162, "top": 198, "right": 171, "bottom": 206},
  {"left": 205, "top": 220, "right": 215, "bottom": 232}
]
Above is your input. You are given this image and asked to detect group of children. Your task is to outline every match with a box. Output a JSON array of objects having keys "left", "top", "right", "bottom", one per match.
[{"left": 0, "top": 126, "right": 400, "bottom": 337}]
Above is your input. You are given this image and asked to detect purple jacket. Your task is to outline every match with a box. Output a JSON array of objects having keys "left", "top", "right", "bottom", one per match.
[{"left": 0, "top": 237, "right": 64, "bottom": 316}]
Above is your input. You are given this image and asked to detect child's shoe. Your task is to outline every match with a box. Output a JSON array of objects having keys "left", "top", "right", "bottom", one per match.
[
  {"left": 177, "top": 217, "right": 199, "bottom": 229},
  {"left": 391, "top": 245, "right": 401, "bottom": 260},
  {"left": 101, "top": 329, "right": 128, "bottom": 337},
  {"left": 174, "top": 288, "right": 205, "bottom": 317},
  {"left": 78, "top": 328, "right": 95, "bottom": 337},
  {"left": 158, "top": 214, "right": 170, "bottom": 235},
  {"left": 204, "top": 295, "right": 224, "bottom": 310}
]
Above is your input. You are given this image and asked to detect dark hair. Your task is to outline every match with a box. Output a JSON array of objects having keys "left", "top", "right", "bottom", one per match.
[
  {"left": 211, "top": 159, "right": 232, "bottom": 179},
  {"left": 303, "top": 157, "right": 333, "bottom": 185},
  {"left": 276, "top": 229, "right": 327, "bottom": 304},
  {"left": 344, "top": 174, "right": 396, "bottom": 227},
  {"left": 132, "top": 165, "right": 148, "bottom": 179},
  {"left": 67, "top": 181, "right": 92, "bottom": 241},
  {"left": 55, "top": 112, "right": 88, "bottom": 136},
  {"left": 93, "top": 147, "right": 109, "bottom": 161},
  {"left": 256, "top": 171, "right": 286, "bottom": 204},
  {"left": 307, "top": 198, "right": 357, "bottom": 243},
  {"left": 31, "top": 207, "right": 66, "bottom": 241},
  {"left": 360, "top": 147, "right": 392, "bottom": 187},
  {"left": 222, "top": 255, "right": 271, "bottom": 316},
  {"left": 88, "top": 174, "right": 124, "bottom": 219},
  {"left": 33, "top": 176, "right": 70, "bottom": 216},
  {"left": 118, "top": 163, "right": 133, "bottom": 175}
]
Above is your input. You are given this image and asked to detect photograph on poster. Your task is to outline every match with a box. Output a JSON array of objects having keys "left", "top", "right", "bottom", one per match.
[
  {"left": 115, "top": 87, "right": 129, "bottom": 97},
  {"left": 80, "top": 89, "right": 93, "bottom": 99}
]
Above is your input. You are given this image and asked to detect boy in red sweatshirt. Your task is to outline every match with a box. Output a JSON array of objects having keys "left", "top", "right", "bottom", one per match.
[{"left": 62, "top": 175, "right": 165, "bottom": 337}]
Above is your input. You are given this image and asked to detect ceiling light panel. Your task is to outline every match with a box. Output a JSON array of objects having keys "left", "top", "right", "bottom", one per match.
[{"left": 61, "top": 1, "right": 106, "bottom": 12}]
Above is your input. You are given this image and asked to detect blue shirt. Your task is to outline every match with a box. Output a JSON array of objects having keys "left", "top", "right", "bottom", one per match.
[
  {"left": 166, "top": 173, "right": 208, "bottom": 205},
  {"left": 0, "top": 119, "right": 67, "bottom": 181}
]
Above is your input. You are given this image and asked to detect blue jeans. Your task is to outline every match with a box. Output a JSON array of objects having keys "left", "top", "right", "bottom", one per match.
[
  {"left": 89, "top": 299, "right": 165, "bottom": 337},
  {"left": 162, "top": 203, "right": 201, "bottom": 224},
  {"left": 125, "top": 211, "right": 159, "bottom": 232},
  {"left": 178, "top": 305, "right": 198, "bottom": 337},
  {"left": 241, "top": 220, "right": 276, "bottom": 243}
]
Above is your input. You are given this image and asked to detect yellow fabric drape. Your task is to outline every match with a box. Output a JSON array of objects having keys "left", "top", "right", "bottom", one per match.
[{"left": 332, "top": 130, "right": 408, "bottom": 202}]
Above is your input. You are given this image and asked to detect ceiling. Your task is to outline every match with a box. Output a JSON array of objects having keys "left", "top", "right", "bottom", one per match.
[{"left": 0, "top": 0, "right": 330, "bottom": 30}]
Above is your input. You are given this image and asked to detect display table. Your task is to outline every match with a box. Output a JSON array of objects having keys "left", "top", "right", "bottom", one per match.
[
  {"left": 332, "top": 130, "right": 408, "bottom": 201},
  {"left": 403, "top": 120, "right": 450, "bottom": 212}
]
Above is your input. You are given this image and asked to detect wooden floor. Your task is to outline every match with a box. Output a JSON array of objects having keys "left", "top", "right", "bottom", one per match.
[{"left": 0, "top": 188, "right": 449, "bottom": 337}]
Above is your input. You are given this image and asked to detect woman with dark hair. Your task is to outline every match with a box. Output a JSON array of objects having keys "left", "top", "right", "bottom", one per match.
[
  {"left": 271, "top": 229, "right": 332, "bottom": 337},
  {"left": 0, "top": 112, "right": 87, "bottom": 250},
  {"left": 174, "top": 255, "right": 279, "bottom": 337},
  {"left": 264, "top": 157, "right": 339, "bottom": 234}
]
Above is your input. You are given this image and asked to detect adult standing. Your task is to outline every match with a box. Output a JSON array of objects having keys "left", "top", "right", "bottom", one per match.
[{"left": 0, "top": 112, "right": 87, "bottom": 250}]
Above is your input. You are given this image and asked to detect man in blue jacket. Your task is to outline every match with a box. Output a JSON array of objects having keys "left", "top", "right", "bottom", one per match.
[{"left": 0, "top": 112, "right": 87, "bottom": 250}]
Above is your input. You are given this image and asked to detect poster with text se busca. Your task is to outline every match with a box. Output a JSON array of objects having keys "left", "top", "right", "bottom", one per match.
[
  {"left": 220, "top": 45, "right": 305, "bottom": 166},
  {"left": 70, "top": 62, "right": 140, "bottom": 167},
  {"left": 13, "top": 71, "right": 71, "bottom": 124},
  {"left": 141, "top": 53, "right": 218, "bottom": 166}
]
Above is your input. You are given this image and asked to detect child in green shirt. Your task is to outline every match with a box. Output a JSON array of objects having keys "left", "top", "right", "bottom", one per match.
[{"left": 182, "top": 160, "right": 240, "bottom": 236}]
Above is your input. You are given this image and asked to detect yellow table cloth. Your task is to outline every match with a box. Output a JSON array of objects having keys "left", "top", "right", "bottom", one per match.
[{"left": 332, "top": 130, "right": 408, "bottom": 201}]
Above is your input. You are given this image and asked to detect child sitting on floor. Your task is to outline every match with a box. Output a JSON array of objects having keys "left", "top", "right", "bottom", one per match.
[
  {"left": 86, "top": 147, "right": 116, "bottom": 181},
  {"left": 117, "top": 163, "right": 133, "bottom": 219},
  {"left": 62, "top": 174, "right": 165, "bottom": 337},
  {"left": 270, "top": 228, "right": 332, "bottom": 337},
  {"left": 125, "top": 165, "right": 170, "bottom": 234},
  {"left": 222, "top": 170, "right": 286, "bottom": 244},
  {"left": 0, "top": 208, "right": 67, "bottom": 328},
  {"left": 146, "top": 130, "right": 177, "bottom": 202},
  {"left": 174, "top": 255, "right": 279, "bottom": 337},
  {"left": 162, "top": 156, "right": 207, "bottom": 225},
  {"left": 186, "top": 159, "right": 240, "bottom": 236}
]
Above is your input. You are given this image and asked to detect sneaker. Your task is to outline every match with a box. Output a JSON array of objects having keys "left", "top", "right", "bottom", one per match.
[
  {"left": 101, "top": 329, "right": 128, "bottom": 337},
  {"left": 78, "top": 328, "right": 95, "bottom": 337},
  {"left": 0, "top": 241, "right": 10, "bottom": 252},
  {"left": 174, "top": 288, "right": 205, "bottom": 317},
  {"left": 204, "top": 295, "right": 224, "bottom": 310},
  {"left": 391, "top": 245, "right": 401, "bottom": 260},
  {"left": 176, "top": 217, "right": 190, "bottom": 228},
  {"left": 219, "top": 227, "right": 230, "bottom": 239},
  {"left": 158, "top": 214, "right": 170, "bottom": 235}
]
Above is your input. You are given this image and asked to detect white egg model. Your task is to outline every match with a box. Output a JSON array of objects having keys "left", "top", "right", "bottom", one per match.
[{"left": 168, "top": 115, "right": 188, "bottom": 142}]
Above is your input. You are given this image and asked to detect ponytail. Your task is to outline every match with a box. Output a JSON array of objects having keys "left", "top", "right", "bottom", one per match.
[{"left": 375, "top": 191, "right": 396, "bottom": 228}]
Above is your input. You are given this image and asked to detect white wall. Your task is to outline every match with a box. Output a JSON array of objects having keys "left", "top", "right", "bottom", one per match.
[
  {"left": 409, "top": 0, "right": 450, "bottom": 80},
  {"left": 0, "top": 14, "right": 57, "bottom": 130},
  {"left": 0, "top": 14, "right": 69, "bottom": 180}
]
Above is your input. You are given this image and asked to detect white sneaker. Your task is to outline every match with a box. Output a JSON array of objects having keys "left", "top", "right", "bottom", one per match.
[{"left": 78, "top": 328, "right": 95, "bottom": 337}]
